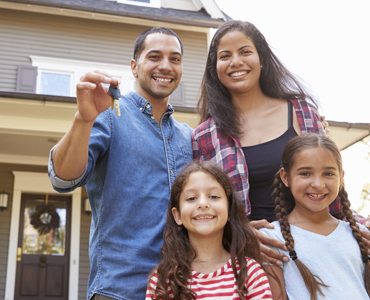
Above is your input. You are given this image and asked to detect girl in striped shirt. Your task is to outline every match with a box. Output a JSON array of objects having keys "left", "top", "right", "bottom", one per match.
[{"left": 146, "top": 161, "right": 272, "bottom": 300}]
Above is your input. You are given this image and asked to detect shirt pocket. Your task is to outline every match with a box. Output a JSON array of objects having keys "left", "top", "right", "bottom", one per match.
[{"left": 181, "top": 146, "right": 193, "bottom": 165}]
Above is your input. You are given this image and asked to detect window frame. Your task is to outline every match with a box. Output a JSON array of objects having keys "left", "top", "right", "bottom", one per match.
[{"left": 30, "top": 56, "right": 134, "bottom": 97}]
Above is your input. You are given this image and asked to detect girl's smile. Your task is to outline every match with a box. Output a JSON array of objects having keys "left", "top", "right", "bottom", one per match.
[
  {"left": 307, "top": 193, "right": 326, "bottom": 201},
  {"left": 193, "top": 214, "right": 215, "bottom": 220}
]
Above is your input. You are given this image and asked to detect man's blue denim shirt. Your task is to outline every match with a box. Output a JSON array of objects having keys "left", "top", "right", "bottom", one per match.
[{"left": 48, "top": 91, "right": 193, "bottom": 300}]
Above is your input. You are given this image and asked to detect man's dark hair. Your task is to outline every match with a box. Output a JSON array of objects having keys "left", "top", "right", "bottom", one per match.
[{"left": 133, "top": 27, "right": 183, "bottom": 61}]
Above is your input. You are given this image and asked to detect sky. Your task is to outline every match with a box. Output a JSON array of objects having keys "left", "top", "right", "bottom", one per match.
[{"left": 214, "top": 0, "right": 370, "bottom": 214}]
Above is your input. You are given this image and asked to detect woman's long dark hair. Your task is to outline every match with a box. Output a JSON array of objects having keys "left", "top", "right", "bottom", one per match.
[
  {"left": 197, "top": 20, "right": 318, "bottom": 137},
  {"left": 149, "top": 161, "right": 262, "bottom": 300},
  {"left": 272, "top": 134, "right": 370, "bottom": 300}
]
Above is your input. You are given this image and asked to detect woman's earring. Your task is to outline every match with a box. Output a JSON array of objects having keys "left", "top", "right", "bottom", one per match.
[{"left": 260, "top": 65, "right": 263, "bottom": 68}]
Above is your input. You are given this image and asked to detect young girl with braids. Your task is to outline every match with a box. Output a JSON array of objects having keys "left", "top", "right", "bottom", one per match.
[
  {"left": 146, "top": 161, "right": 272, "bottom": 300},
  {"left": 259, "top": 133, "right": 370, "bottom": 300}
]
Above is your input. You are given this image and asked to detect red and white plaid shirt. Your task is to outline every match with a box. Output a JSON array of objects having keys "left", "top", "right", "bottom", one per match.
[{"left": 192, "top": 99, "right": 346, "bottom": 218}]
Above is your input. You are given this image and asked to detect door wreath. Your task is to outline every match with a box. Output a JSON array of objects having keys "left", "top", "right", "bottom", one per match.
[{"left": 30, "top": 203, "right": 60, "bottom": 235}]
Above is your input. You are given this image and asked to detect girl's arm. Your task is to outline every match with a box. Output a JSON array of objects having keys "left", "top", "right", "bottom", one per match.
[{"left": 264, "top": 265, "right": 287, "bottom": 300}]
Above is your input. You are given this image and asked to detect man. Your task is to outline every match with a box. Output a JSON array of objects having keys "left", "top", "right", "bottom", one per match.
[{"left": 48, "top": 27, "right": 192, "bottom": 300}]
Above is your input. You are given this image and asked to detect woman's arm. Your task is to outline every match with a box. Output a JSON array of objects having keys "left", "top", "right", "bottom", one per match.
[
  {"left": 191, "top": 130, "right": 203, "bottom": 161},
  {"left": 290, "top": 99, "right": 325, "bottom": 135}
]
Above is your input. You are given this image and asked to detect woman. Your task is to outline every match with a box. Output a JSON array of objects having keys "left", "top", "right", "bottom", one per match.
[
  {"left": 192, "top": 20, "right": 340, "bottom": 221},
  {"left": 192, "top": 20, "right": 348, "bottom": 265}
]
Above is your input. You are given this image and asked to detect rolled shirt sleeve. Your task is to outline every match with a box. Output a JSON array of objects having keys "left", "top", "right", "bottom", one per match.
[{"left": 48, "top": 146, "right": 86, "bottom": 192}]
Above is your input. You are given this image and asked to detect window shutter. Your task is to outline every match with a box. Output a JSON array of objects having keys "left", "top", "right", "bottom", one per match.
[
  {"left": 170, "top": 82, "right": 184, "bottom": 106},
  {"left": 16, "top": 66, "right": 38, "bottom": 93}
]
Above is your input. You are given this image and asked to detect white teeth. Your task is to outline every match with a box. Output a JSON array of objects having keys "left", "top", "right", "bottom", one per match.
[
  {"left": 195, "top": 216, "right": 214, "bottom": 220},
  {"left": 154, "top": 77, "right": 171, "bottom": 82},
  {"left": 308, "top": 194, "right": 325, "bottom": 199},
  {"left": 230, "top": 71, "right": 247, "bottom": 77}
]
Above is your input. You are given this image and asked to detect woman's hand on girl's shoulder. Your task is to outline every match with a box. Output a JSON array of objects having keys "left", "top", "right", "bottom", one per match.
[
  {"left": 320, "top": 115, "right": 330, "bottom": 134},
  {"left": 250, "top": 220, "right": 290, "bottom": 267}
]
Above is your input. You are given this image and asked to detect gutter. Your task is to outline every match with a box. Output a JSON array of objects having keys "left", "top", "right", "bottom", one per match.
[
  {"left": 0, "top": 0, "right": 228, "bottom": 28},
  {"left": 0, "top": 91, "right": 196, "bottom": 113}
]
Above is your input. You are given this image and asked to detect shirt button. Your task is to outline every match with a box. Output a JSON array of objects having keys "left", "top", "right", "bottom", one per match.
[
  {"left": 151, "top": 116, "right": 154, "bottom": 119},
  {"left": 146, "top": 104, "right": 150, "bottom": 108},
  {"left": 140, "top": 107, "right": 143, "bottom": 111},
  {"left": 171, "top": 170, "right": 174, "bottom": 175}
]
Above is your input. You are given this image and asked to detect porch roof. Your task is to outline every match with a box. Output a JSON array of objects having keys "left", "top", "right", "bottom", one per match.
[{"left": 0, "top": 0, "right": 230, "bottom": 27}]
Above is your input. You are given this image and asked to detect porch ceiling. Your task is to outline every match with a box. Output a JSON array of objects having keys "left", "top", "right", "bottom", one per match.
[
  {"left": 327, "top": 121, "right": 370, "bottom": 151},
  {"left": 0, "top": 95, "right": 369, "bottom": 166}
]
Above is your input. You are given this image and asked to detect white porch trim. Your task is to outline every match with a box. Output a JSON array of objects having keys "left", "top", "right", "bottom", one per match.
[{"left": 5, "top": 172, "right": 81, "bottom": 300}]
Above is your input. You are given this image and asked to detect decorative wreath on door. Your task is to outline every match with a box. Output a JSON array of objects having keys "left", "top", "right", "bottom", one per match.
[{"left": 30, "top": 203, "right": 60, "bottom": 235}]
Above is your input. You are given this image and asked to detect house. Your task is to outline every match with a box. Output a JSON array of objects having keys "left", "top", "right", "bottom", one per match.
[
  {"left": 1, "top": 1, "right": 370, "bottom": 300},
  {"left": 0, "top": 1, "right": 228, "bottom": 299}
]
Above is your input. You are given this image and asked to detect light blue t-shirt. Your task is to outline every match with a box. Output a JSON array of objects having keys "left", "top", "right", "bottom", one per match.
[
  {"left": 260, "top": 220, "right": 369, "bottom": 300},
  {"left": 49, "top": 91, "right": 193, "bottom": 300}
]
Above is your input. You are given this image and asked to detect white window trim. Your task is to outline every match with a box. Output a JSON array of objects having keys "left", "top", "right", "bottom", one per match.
[
  {"left": 116, "top": 0, "right": 160, "bottom": 8},
  {"left": 30, "top": 56, "right": 135, "bottom": 97}
]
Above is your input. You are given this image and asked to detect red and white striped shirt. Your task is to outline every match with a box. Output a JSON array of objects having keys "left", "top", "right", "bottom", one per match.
[{"left": 146, "top": 257, "right": 272, "bottom": 300}]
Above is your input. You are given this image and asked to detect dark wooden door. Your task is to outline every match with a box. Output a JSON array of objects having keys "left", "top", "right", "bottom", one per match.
[{"left": 14, "top": 194, "right": 71, "bottom": 300}]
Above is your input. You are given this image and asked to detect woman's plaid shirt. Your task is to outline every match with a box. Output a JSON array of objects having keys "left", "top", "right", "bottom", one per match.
[{"left": 192, "top": 99, "right": 347, "bottom": 219}]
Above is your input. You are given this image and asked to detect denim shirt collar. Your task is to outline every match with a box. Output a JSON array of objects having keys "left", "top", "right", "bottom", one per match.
[{"left": 126, "top": 91, "right": 175, "bottom": 123}]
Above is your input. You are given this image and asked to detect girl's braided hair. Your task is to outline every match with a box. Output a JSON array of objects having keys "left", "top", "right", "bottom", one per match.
[{"left": 272, "top": 133, "right": 370, "bottom": 300}]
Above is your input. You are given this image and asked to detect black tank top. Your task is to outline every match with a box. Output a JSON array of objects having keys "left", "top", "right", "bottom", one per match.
[{"left": 242, "top": 101, "right": 297, "bottom": 222}]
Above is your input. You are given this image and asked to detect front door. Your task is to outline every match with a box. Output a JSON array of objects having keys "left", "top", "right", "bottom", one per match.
[{"left": 14, "top": 193, "right": 71, "bottom": 300}]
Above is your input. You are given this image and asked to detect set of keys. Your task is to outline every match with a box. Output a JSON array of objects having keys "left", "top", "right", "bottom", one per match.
[{"left": 109, "top": 86, "right": 121, "bottom": 117}]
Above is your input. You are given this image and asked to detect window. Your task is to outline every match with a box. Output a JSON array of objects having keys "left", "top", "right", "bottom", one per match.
[
  {"left": 30, "top": 56, "right": 134, "bottom": 97},
  {"left": 116, "top": 0, "right": 160, "bottom": 8},
  {"left": 40, "top": 72, "right": 72, "bottom": 97}
]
